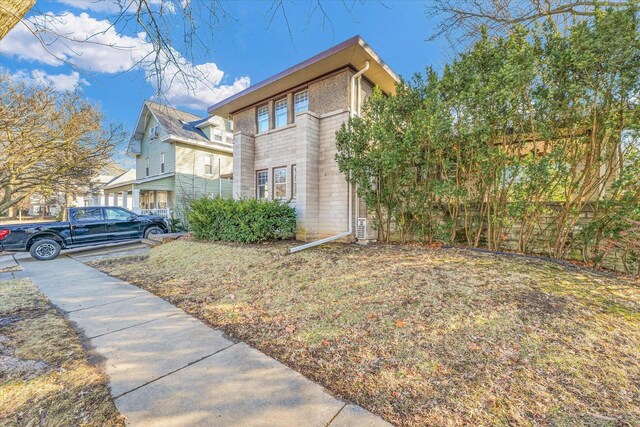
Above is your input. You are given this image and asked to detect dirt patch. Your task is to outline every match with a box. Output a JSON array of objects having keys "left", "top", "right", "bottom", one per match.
[
  {"left": 0, "top": 279, "right": 124, "bottom": 426},
  {"left": 89, "top": 240, "right": 640, "bottom": 426}
]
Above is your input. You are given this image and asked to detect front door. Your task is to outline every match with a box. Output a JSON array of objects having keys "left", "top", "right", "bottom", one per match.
[
  {"left": 70, "top": 207, "right": 106, "bottom": 243},
  {"left": 104, "top": 207, "right": 141, "bottom": 240}
]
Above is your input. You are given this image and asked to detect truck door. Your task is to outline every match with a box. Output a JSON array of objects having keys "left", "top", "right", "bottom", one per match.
[
  {"left": 104, "top": 207, "right": 141, "bottom": 240},
  {"left": 70, "top": 207, "right": 106, "bottom": 243}
]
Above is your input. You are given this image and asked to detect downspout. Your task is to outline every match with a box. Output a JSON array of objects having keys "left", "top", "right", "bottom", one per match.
[{"left": 290, "top": 61, "right": 370, "bottom": 254}]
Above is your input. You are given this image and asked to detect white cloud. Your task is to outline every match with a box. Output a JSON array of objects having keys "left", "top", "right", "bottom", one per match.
[
  {"left": 9, "top": 69, "right": 89, "bottom": 91},
  {"left": 148, "top": 50, "right": 250, "bottom": 110},
  {"left": 0, "top": 12, "right": 152, "bottom": 73},
  {"left": 1, "top": 10, "right": 249, "bottom": 110}
]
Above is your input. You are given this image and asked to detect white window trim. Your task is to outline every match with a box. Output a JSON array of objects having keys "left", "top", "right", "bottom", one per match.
[
  {"left": 274, "top": 98, "right": 288, "bottom": 128},
  {"left": 256, "top": 170, "right": 268, "bottom": 200},
  {"left": 257, "top": 105, "right": 269, "bottom": 133},
  {"left": 204, "top": 155, "right": 213, "bottom": 175},
  {"left": 272, "top": 166, "right": 288, "bottom": 200},
  {"left": 294, "top": 90, "right": 309, "bottom": 114}
]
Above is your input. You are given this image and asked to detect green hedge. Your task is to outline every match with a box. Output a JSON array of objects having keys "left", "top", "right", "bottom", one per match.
[{"left": 186, "top": 197, "right": 296, "bottom": 243}]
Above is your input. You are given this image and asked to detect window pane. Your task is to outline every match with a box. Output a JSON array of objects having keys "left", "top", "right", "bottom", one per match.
[
  {"left": 74, "top": 208, "right": 102, "bottom": 221},
  {"left": 275, "top": 99, "right": 288, "bottom": 127},
  {"left": 105, "top": 208, "right": 131, "bottom": 221},
  {"left": 273, "top": 167, "right": 287, "bottom": 199},
  {"left": 257, "top": 106, "right": 269, "bottom": 132},
  {"left": 294, "top": 90, "right": 309, "bottom": 114},
  {"left": 256, "top": 171, "right": 268, "bottom": 200}
]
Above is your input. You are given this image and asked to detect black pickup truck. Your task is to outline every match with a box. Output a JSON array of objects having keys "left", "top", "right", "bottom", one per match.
[{"left": 0, "top": 206, "right": 169, "bottom": 261}]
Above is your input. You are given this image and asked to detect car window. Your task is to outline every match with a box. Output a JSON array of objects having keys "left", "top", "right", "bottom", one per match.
[
  {"left": 73, "top": 208, "right": 102, "bottom": 222},
  {"left": 104, "top": 208, "right": 132, "bottom": 221}
]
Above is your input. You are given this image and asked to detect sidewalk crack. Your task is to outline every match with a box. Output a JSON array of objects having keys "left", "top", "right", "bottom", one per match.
[
  {"left": 66, "top": 295, "right": 147, "bottom": 313},
  {"left": 87, "top": 312, "right": 182, "bottom": 339},
  {"left": 326, "top": 403, "right": 348, "bottom": 426},
  {"left": 113, "top": 342, "right": 238, "bottom": 400}
]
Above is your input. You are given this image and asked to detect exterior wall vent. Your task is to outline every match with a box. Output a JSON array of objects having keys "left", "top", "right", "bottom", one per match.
[{"left": 357, "top": 218, "right": 367, "bottom": 240}]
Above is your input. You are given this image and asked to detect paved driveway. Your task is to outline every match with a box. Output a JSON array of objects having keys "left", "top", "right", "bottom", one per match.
[{"left": 5, "top": 252, "right": 389, "bottom": 427}]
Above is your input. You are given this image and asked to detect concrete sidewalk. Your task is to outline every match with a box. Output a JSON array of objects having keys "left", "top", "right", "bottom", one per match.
[{"left": 8, "top": 253, "right": 390, "bottom": 426}]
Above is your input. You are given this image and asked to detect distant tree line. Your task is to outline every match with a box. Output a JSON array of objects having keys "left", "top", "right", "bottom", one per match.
[{"left": 336, "top": 5, "right": 640, "bottom": 272}]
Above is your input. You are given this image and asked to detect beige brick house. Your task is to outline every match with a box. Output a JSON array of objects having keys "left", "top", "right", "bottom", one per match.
[
  {"left": 126, "top": 101, "right": 234, "bottom": 218},
  {"left": 208, "top": 36, "right": 399, "bottom": 242}
]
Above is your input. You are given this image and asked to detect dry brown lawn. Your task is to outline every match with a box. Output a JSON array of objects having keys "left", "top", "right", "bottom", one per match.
[
  {"left": 0, "top": 279, "right": 124, "bottom": 426},
  {"left": 90, "top": 240, "right": 640, "bottom": 426}
]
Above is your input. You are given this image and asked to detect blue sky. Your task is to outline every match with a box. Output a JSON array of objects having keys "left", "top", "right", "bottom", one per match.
[{"left": 0, "top": 0, "right": 448, "bottom": 167}]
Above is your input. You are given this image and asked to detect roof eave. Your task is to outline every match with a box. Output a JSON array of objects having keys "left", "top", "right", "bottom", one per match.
[{"left": 207, "top": 35, "right": 399, "bottom": 118}]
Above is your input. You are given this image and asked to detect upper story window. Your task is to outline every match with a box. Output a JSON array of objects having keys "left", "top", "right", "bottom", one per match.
[
  {"left": 273, "top": 167, "right": 287, "bottom": 199},
  {"left": 213, "top": 128, "right": 223, "bottom": 141},
  {"left": 294, "top": 90, "right": 309, "bottom": 114},
  {"left": 161, "top": 152, "right": 165, "bottom": 173},
  {"left": 275, "top": 98, "right": 288, "bottom": 128},
  {"left": 204, "top": 155, "right": 213, "bottom": 175},
  {"left": 256, "top": 170, "right": 268, "bottom": 200},
  {"left": 257, "top": 105, "right": 269, "bottom": 133},
  {"left": 149, "top": 125, "right": 159, "bottom": 140},
  {"left": 145, "top": 158, "right": 149, "bottom": 176}
]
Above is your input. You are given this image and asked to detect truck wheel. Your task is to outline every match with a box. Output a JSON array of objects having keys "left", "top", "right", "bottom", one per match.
[
  {"left": 29, "top": 239, "right": 61, "bottom": 261},
  {"left": 144, "top": 226, "right": 165, "bottom": 238}
]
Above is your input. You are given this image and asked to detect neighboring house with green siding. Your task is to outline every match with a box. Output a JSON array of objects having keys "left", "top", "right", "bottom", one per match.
[{"left": 126, "top": 101, "right": 233, "bottom": 219}]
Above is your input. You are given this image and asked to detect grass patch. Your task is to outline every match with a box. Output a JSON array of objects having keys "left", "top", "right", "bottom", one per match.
[
  {"left": 0, "top": 279, "right": 124, "bottom": 426},
  {"left": 89, "top": 240, "right": 640, "bottom": 426}
]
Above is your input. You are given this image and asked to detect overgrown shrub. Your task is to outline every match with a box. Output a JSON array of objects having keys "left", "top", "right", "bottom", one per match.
[
  {"left": 336, "top": 5, "right": 640, "bottom": 272},
  {"left": 186, "top": 197, "right": 296, "bottom": 243}
]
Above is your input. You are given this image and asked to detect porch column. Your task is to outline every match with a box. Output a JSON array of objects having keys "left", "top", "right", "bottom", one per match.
[
  {"left": 153, "top": 190, "right": 158, "bottom": 209},
  {"left": 121, "top": 191, "right": 128, "bottom": 208},
  {"left": 132, "top": 189, "right": 141, "bottom": 213}
]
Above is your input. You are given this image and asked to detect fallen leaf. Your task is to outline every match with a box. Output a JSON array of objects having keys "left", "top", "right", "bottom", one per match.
[
  {"left": 467, "top": 342, "right": 481, "bottom": 351},
  {"left": 322, "top": 340, "right": 330, "bottom": 347},
  {"left": 396, "top": 320, "right": 407, "bottom": 328},
  {"left": 285, "top": 325, "right": 296, "bottom": 334}
]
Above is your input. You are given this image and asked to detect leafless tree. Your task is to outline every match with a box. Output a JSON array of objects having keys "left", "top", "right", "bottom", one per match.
[
  {"left": 0, "top": 1, "right": 354, "bottom": 101},
  {"left": 0, "top": 73, "right": 123, "bottom": 215},
  {"left": 429, "top": 0, "right": 633, "bottom": 44}
]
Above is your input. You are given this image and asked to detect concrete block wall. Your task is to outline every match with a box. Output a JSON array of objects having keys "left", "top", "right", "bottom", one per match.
[
  {"left": 317, "top": 109, "right": 352, "bottom": 239},
  {"left": 295, "top": 112, "right": 320, "bottom": 240},
  {"left": 229, "top": 68, "right": 381, "bottom": 242},
  {"left": 233, "top": 132, "right": 256, "bottom": 198}
]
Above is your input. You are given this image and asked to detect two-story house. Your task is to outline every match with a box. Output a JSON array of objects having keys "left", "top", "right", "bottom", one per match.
[
  {"left": 126, "top": 101, "right": 234, "bottom": 218},
  {"left": 207, "top": 36, "right": 399, "bottom": 243}
]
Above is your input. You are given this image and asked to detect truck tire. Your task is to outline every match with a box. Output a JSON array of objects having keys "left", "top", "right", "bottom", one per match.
[
  {"left": 144, "top": 226, "right": 165, "bottom": 238},
  {"left": 29, "top": 239, "right": 62, "bottom": 261}
]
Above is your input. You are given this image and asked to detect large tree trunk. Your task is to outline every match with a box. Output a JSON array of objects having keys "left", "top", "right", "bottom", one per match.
[{"left": 0, "top": 0, "right": 35, "bottom": 40}]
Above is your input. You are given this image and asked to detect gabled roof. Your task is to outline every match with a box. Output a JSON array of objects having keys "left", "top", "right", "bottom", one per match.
[
  {"left": 103, "top": 169, "right": 136, "bottom": 190},
  {"left": 127, "top": 101, "right": 233, "bottom": 155},
  {"left": 145, "top": 101, "right": 210, "bottom": 144},
  {"left": 208, "top": 35, "right": 400, "bottom": 117}
]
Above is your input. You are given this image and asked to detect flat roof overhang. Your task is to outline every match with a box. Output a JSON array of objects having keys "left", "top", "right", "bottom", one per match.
[{"left": 207, "top": 35, "right": 400, "bottom": 117}]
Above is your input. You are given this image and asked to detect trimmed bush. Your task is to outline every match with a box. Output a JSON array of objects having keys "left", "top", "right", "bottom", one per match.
[{"left": 186, "top": 197, "right": 296, "bottom": 243}]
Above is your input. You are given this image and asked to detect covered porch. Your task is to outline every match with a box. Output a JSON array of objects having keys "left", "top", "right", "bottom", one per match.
[
  {"left": 138, "top": 190, "right": 173, "bottom": 217},
  {"left": 132, "top": 173, "right": 176, "bottom": 218}
]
